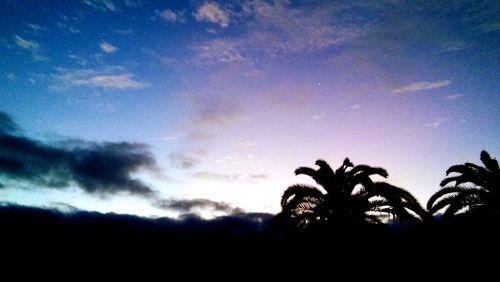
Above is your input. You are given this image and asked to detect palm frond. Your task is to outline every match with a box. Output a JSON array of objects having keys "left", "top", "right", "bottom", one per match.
[
  {"left": 349, "top": 165, "right": 388, "bottom": 178},
  {"left": 294, "top": 167, "right": 316, "bottom": 177},
  {"left": 280, "top": 184, "right": 325, "bottom": 208},
  {"left": 427, "top": 186, "right": 485, "bottom": 211},
  {"left": 443, "top": 194, "right": 485, "bottom": 217},
  {"left": 440, "top": 174, "right": 485, "bottom": 188}
]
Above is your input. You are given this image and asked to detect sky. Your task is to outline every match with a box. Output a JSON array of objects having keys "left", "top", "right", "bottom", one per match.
[{"left": 0, "top": 0, "right": 499, "bottom": 218}]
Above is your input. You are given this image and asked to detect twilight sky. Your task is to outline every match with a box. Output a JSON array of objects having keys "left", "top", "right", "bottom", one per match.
[{"left": 1, "top": 0, "right": 499, "bottom": 218}]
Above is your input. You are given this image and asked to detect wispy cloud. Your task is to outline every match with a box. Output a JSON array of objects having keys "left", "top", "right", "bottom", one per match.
[
  {"left": 310, "top": 114, "right": 325, "bottom": 121},
  {"left": 52, "top": 67, "right": 148, "bottom": 90},
  {"left": 100, "top": 41, "right": 118, "bottom": 53},
  {"left": 190, "top": 1, "right": 362, "bottom": 67},
  {"left": 391, "top": 80, "right": 451, "bottom": 94},
  {"left": 3, "top": 73, "right": 17, "bottom": 81},
  {"left": 445, "top": 94, "right": 463, "bottom": 101},
  {"left": 350, "top": 104, "right": 361, "bottom": 110},
  {"left": 192, "top": 171, "right": 240, "bottom": 182},
  {"left": 14, "top": 35, "right": 39, "bottom": 50},
  {"left": 26, "top": 23, "right": 46, "bottom": 32},
  {"left": 426, "top": 118, "right": 447, "bottom": 128},
  {"left": 169, "top": 149, "right": 207, "bottom": 169},
  {"left": 195, "top": 2, "right": 229, "bottom": 28},
  {"left": 83, "top": 0, "right": 118, "bottom": 12},
  {"left": 244, "top": 174, "right": 268, "bottom": 183},
  {"left": 56, "top": 21, "right": 81, "bottom": 34},
  {"left": 192, "top": 96, "right": 249, "bottom": 126},
  {"left": 13, "top": 35, "right": 46, "bottom": 61},
  {"left": 67, "top": 54, "right": 89, "bottom": 66},
  {"left": 240, "top": 0, "right": 361, "bottom": 54},
  {"left": 192, "top": 39, "right": 245, "bottom": 64},
  {"left": 156, "top": 9, "right": 185, "bottom": 23}
]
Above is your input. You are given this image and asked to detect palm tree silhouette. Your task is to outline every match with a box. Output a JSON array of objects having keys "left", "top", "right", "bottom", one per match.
[
  {"left": 427, "top": 150, "right": 500, "bottom": 219},
  {"left": 275, "top": 158, "right": 427, "bottom": 234}
]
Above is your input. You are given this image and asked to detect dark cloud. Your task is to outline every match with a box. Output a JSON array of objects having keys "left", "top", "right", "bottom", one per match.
[
  {"left": 0, "top": 112, "right": 20, "bottom": 134},
  {"left": 155, "top": 198, "right": 244, "bottom": 214},
  {"left": 0, "top": 111, "right": 158, "bottom": 197},
  {"left": 192, "top": 171, "right": 240, "bottom": 182}
]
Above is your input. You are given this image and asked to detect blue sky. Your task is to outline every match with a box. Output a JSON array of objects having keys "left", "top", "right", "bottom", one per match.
[{"left": 1, "top": 0, "right": 499, "bottom": 217}]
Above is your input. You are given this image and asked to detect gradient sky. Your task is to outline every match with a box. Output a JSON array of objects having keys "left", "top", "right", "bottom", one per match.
[{"left": 1, "top": 0, "right": 499, "bottom": 218}]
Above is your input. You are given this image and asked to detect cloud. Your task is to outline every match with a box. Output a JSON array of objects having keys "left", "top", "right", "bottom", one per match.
[
  {"left": 83, "top": 0, "right": 118, "bottom": 12},
  {"left": 390, "top": 80, "right": 451, "bottom": 94},
  {"left": 310, "top": 114, "right": 325, "bottom": 121},
  {"left": 156, "top": 9, "right": 185, "bottom": 23},
  {"left": 189, "top": 1, "right": 363, "bottom": 67},
  {"left": 0, "top": 112, "right": 20, "bottom": 134},
  {"left": 244, "top": 174, "right": 269, "bottom": 183},
  {"left": 445, "top": 94, "right": 463, "bottom": 101},
  {"left": 14, "top": 35, "right": 39, "bottom": 50},
  {"left": 192, "top": 96, "right": 249, "bottom": 126},
  {"left": 100, "top": 42, "right": 118, "bottom": 53},
  {"left": 3, "top": 73, "right": 17, "bottom": 80},
  {"left": 53, "top": 67, "right": 148, "bottom": 90},
  {"left": 350, "top": 104, "right": 361, "bottom": 110},
  {"left": 154, "top": 198, "right": 244, "bottom": 215},
  {"left": 195, "top": 2, "right": 230, "bottom": 28},
  {"left": 123, "top": 0, "right": 141, "bottom": 8},
  {"left": 26, "top": 23, "right": 45, "bottom": 32},
  {"left": 241, "top": 0, "right": 360, "bottom": 54},
  {"left": 426, "top": 118, "right": 447, "bottom": 128},
  {"left": 0, "top": 112, "right": 158, "bottom": 198},
  {"left": 168, "top": 150, "right": 207, "bottom": 169},
  {"left": 192, "top": 39, "right": 246, "bottom": 64},
  {"left": 192, "top": 171, "right": 240, "bottom": 182},
  {"left": 77, "top": 74, "right": 145, "bottom": 89},
  {"left": 56, "top": 21, "right": 81, "bottom": 34},
  {"left": 13, "top": 35, "right": 46, "bottom": 61}
]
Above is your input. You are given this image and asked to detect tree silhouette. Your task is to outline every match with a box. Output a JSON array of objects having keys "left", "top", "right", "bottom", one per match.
[
  {"left": 275, "top": 158, "right": 428, "bottom": 235},
  {"left": 427, "top": 150, "right": 500, "bottom": 219}
]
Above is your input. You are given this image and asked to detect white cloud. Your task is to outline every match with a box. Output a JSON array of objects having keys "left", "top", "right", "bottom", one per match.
[
  {"left": 310, "top": 114, "right": 324, "bottom": 121},
  {"left": 350, "top": 104, "right": 361, "bottom": 110},
  {"left": 156, "top": 9, "right": 185, "bottom": 23},
  {"left": 192, "top": 171, "right": 240, "bottom": 182},
  {"left": 14, "top": 35, "right": 39, "bottom": 50},
  {"left": 445, "top": 94, "right": 463, "bottom": 101},
  {"left": 26, "top": 23, "right": 45, "bottom": 32},
  {"left": 83, "top": 0, "right": 118, "bottom": 12},
  {"left": 190, "top": 1, "right": 362, "bottom": 66},
  {"left": 192, "top": 39, "right": 245, "bottom": 64},
  {"left": 195, "top": 2, "right": 229, "bottom": 28},
  {"left": 53, "top": 67, "right": 148, "bottom": 90},
  {"left": 426, "top": 118, "right": 447, "bottom": 128},
  {"left": 390, "top": 80, "right": 451, "bottom": 94},
  {"left": 13, "top": 35, "right": 47, "bottom": 61},
  {"left": 240, "top": 0, "right": 359, "bottom": 54},
  {"left": 82, "top": 74, "right": 144, "bottom": 89},
  {"left": 100, "top": 42, "right": 118, "bottom": 53}
]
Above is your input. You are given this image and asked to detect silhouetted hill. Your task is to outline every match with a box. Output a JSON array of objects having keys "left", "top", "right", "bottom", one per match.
[{"left": 1, "top": 204, "right": 499, "bottom": 274}]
